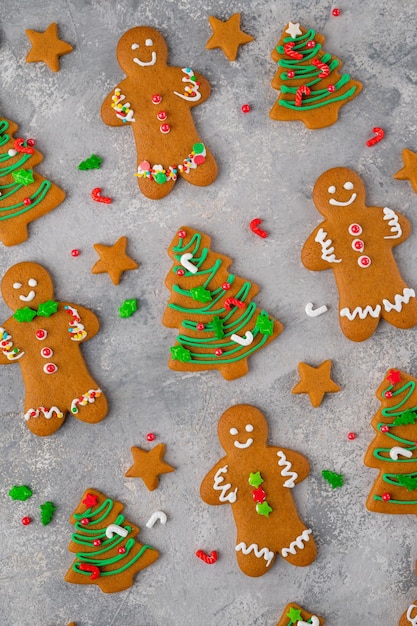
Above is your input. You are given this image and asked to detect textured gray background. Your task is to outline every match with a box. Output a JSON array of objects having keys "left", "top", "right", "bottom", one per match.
[{"left": 1, "top": 0, "right": 417, "bottom": 624}]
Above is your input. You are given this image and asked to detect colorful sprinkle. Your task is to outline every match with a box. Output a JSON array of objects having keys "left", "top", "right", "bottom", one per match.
[
  {"left": 250, "top": 218, "right": 268, "bottom": 238},
  {"left": 196, "top": 549, "right": 218, "bottom": 564},
  {"left": 21, "top": 516, "right": 31, "bottom": 525},
  {"left": 332, "top": 7, "right": 341, "bottom": 16},
  {"left": 145, "top": 510, "right": 168, "bottom": 528},
  {"left": 160, "top": 123, "right": 171, "bottom": 134},
  {"left": 146, "top": 433, "right": 156, "bottom": 442},
  {"left": 119, "top": 298, "right": 138, "bottom": 318},
  {"left": 71, "top": 249, "right": 80, "bottom": 257},
  {"left": 382, "top": 492, "right": 391, "bottom": 502},
  {"left": 91, "top": 187, "right": 112, "bottom": 204},
  {"left": 295, "top": 85, "right": 311, "bottom": 107},
  {"left": 366, "top": 127, "right": 385, "bottom": 147},
  {"left": 347, "top": 432, "right": 356, "bottom": 440},
  {"left": 78, "top": 154, "right": 102, "bottom": 170},
  {"left": 79, "top": 563, "right": 100, "bottom": 579},
  {"left": 284, "top": 41, "right": 303, "bottom": 60},
  {"left": 9, "top": 485, "right": 33, "bottom": 501},
  {"left": 241, "top": 104, "right": 251, "bottom": 113}
]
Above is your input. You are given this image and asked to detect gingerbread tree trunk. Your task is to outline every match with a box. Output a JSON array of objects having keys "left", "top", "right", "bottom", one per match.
[
  {"left": 364, "top": 369, "right": 417, "bottom": 515},
  {"left": 65, "top": 489, "right": 159, "bottom": 593},
  {"left": 163, "top": 227, "right": 283, "bottom": 380},
  {"left": 269, "top": 23, "right": 362, "bottom": 129},
  {"left": 0, "top": 117, "right": 65, "bottom": 245}
]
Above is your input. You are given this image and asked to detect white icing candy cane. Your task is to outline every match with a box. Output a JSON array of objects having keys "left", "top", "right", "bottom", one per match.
[
  {"left": 146, "top": 510, "right": 168, "bottom": 528},
  {"left": 276, "top": 451, "right": 298, "bottom": 488},
  {"left": 235, "top": 541, "right": 274, "bottom": 567},
  {"left": 383, "top": 288, "right": 416, "bottom": 313},
  {"left": 298, "top": 617, "right": 319, "bottom": 626},
  {"left": 305, "top": 302, "right": 328, "bottom": 317},
  {"left": 340, "top": 304, "right": 381, "bottom": 320},
  {"left": 383, "top": 207, "right": 402, "bottom": 239},
  {"left": 389, "top": 446, "right": 413, "bottom": 460},
  {"left": 213, "top": 465, "right": 238, "bottom": 503},
  {"left": 315, "top": 228, "right": 342, "bottom": 263},
  {"left": 180, "top": 253, "right": 198, "bottom": 274},
  {"left": 105, "top": 523, "right": 128, "bottom": 539},
  {"left": 407, "top": 604, "right": 417, "bottom": 625},
  {"left": 281, "top": 528, "right": 312, "bottom": 558},
  {"left": 230, "top": 331, "right": 253, "bottom": 346}
]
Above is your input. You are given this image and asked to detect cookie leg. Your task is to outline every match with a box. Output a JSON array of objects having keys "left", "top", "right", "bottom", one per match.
[
  {"left": 0, "top": 220, "right": 30, "bottom": 246},
  {"left": 339, "top": 309, "right": 380, "bottom": 342},
  {"left": 235, "top": 540, "right": 276, "bottom": 577},
  {"left": 24, "top": 405, "right": 67, "bottom": 437},
  {"left": 279, "top": 527, "right": 316, "bottom": 567},
  {"left": 178, "top": 147, "right": 217, "bottom": 187},
  {"left": 70, "top": 389, "right": 108, "bottom": 424},
  {"left": 382, "top": 296, "right": 417, "bottom": 330},
  {"left": 136, "top": 176, "right": 176, "bottom": 200}
]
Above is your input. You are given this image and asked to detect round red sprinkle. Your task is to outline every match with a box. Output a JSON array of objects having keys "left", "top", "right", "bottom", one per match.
[
  {"left": 347, "top": 432, "right": 356, "bottom": 440},
  {"left": 177, "top": 268, "right": 185, "bottom": 276},
  {"left": 93, "top": 539, "right": 102, "bottom": 546},
  {"left": 71, "top": 249, "right": 80, "bottom": 257},
  {"left": 178, "top": 230, "right": 186, "bottom": 238},
  {"left": 306, "top": 41, "right": 315, "bottom": 48},
  {"left": 327, "top": 85, "right": 336, "bottom": 93},
  {"left": 81, "top": 518, "right": 89, "bottom": 525},
  {"left": 222, "top": 282, "right": 231, "bottom": 290},
  {"left": 287, "top": 71, "right": 295, "bottom": 78},
  {"left": 385, "top": 391, "right": 393, "bottom": 398},
  {"left": 45, "top": 363, "right": 57, "bottom": 374},
  {"left": 157, "top": 111, "right": 167, "bottom": 121},
  {"left": 160, "top": 123, "right": 171, "bottom": 134},
  {"left": 21, "top": 516, "right": 31, "bottom": 525},
  {"left": 214, "top": 348, "right": 223, "bottom": 356},
  {"left": 332, "top": 7, "right": 341, "bottom": 16},
  {"left": 380, "top": 425, "right": 389, "bottom": 433},
  {"left": 152, "top": 94, "right": 162, "bottom": 104},
  {"left": 146, "top": 433, "right": 155, "bottom": 442},
  {"left": 118, "top": 546, "right": 126, "bottom": 554},
  {"left": 23, "top": 197, "right": 31, "bottom": 206},
  {"left": 382, "top": 493, "right": 391, "bottom": 502},
  {"left": 41, "top": 347, "right": 52, "bottom": 358},
  {"left": 26, "top": 139, "right": 35, "bottom": 147},
  {"left": 241, "top": 104, "right": 251, "bottom": 113},
  {"left": 196, "top": 323, "right": 205, "bottom": 330}
]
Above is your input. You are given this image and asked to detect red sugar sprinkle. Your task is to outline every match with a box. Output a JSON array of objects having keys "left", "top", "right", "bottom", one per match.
[
  {"left": 347, "top": 432, "right": 356, "bottom": 440},
  {"left": 146, "top": 433, "right": 155, "bottom": 442},
  {"left": 332, "top": 8, "right": 341, "bottom": 16},
  {"left": 71, "top": 249, "right": 80, "bottom": 257},
  {"left": 382, "top": 493, "right": 391, "bottom": 502},
  {"left": 21, "top": 516, "right": 31, "bottom": 526},
  {"left": 241, "top": 104, "right": 251, "bottom": 113}
]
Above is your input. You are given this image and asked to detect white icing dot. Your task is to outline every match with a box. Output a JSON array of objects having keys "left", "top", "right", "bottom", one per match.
[
  {"left": 8, "top": 149, "right": 17, "bottom": 157},
  {"left": 145, "top": 38, "right": 153, "bottom": 46},
  {"left": 131, "top": 43, "right": 139, "bottom": 50},
  {"left": 12, "top": 282, "right": 22, "bottom": 289},
  {"left": 245, "top": 424, "right": 254, "bottom": 432},
  {"left": 328, "top": 185, "right": 336, "bottom": 194},
  {"left": 229, "top": 427, "right": 238, "bottom": 435},
  {"left": 28, "top": 278, "right": 37, "bottom": 287},
  {"left": 343, "top": 181, "right": 354, "bottom": 190}
]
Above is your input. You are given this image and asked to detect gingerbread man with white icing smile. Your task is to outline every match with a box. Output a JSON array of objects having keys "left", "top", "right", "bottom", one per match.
[
  {"left": 302, "top": 167, "right": 417, "bottom": 341},
  {"left": 200, "top": 405, "right": 316, "bottom": 577},
  {"left": 0, "top": 262, "right": 108, "bottom": 436},
  {"left": 101, "top": 26, "right": 217, "bottom": 200}
]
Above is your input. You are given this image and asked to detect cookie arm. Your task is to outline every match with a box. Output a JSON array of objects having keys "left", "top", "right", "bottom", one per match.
[
  {"left": 200, "top": 459, "right": 238, "bottom": 506},
  {"left": 0, "top": 319, "right": 25, "bottom": 364},
  {"left": 380, "top": 207, "right": 411, "bottom": 245},
  {"left": 273, "top": 446, "right": 311, "bottom": 485},
  {"left": 63, "top": 303, "right": 100, "bottom": 342},
  {"left": 173, "top": 68, "right": 211, "bottom": 108},
  {"left": 101, "top": 82, "right": 129, "bottom": 127},
  {"left": 301, "top": 224, "right": 340, "bottom": 271}
]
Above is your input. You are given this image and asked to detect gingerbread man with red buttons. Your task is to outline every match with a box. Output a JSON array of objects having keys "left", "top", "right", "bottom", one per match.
[
  {"left": 0, "top": 262, "right": 107, "bottom": 436},
  {"left": 302, "top": 167, "right": 417, "bottom": 341},
  {"left": 101, "top": 26, "right": 217, "bottom": 200}
]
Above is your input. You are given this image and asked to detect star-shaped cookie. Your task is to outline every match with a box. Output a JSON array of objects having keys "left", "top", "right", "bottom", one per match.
[
  {"left": 291, "top": 359, "right": 341, "bottom": 408},
  {"left": 393, "top": 148, "right": 417, "bottom": 194},
  {"left": 91, "top": 236, "right": 138, "bottom": 285},
  {"left": 25, "top": 23, "right": 73, "bottom": 72},
  {"left": 206, "top": 13, "right": 254, "bottom": 61},
  {"left": 125, "top": 443, "right": 175, "bottom": 491}
]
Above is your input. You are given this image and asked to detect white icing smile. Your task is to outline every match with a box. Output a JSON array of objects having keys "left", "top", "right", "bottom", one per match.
[
  {"left": 329, "top": 193, "right": 357, "bottom": 206},
  {"left": 13, "top": 277, "right": 38, "bottom": 302},
  {"left": 19, "top": 291, "right": 36, "bottom": 302},
  {"left": 234, "top": 438, "right": 253, "bottom": 449},
  {"left": 133, "top": 51, "right": 157, "bottom": 66}
]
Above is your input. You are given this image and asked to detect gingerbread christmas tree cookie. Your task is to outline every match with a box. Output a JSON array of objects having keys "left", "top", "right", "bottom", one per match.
[
  {"left": 163, "top": 227, "right": 283, "bottom": 380},
  {"left": 201, "top": 405, "right": 317, "bottom": 577},
  {"left": 270, "top": 22, "right": 362, "bottom": 129},
  {"left": 399, "top": 601, "right": 417, "bottom": 625},
  {"left": 0, "top": 118, "right": 65, "bottom": 246},
  {"left": 101, "top": 26, "right": 217, "bottom": 200},
  {"left": 65, "top": 489, "right": 159, "bottom": 593},
  {"left": 276, "top": 603, "right": 325, "bottom": 626}
]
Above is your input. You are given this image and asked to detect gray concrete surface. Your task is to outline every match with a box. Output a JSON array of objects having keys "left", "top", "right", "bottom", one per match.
[{"left": 1, "top": 0, "right": 417, "bottom": 624}]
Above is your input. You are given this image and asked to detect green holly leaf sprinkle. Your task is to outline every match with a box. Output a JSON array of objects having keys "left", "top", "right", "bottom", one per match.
[
  {"left": 8, "top": 485, "right": 33, "bottom": 501},
  {"left": 170, "top": 345, "right": 192, "bottom": 363},
  {"left": 255, "top": 313, "right": 273, "bottom": 336},
  {"left": 286, "top": 607, "right": 303, "bottom": 623},
  {"left": 248, "top": 471, "right": 264, "bottom": 488},
  {"left": 395, "top": 474, "right": 417, "bottom": 491},
  {"left": 392, "top": 409, "right": 417, "bottom": 426},
  {"left": 40, "top": 501, "right": 56, "bottom": 526},
  {"left": 322, "top": 470, "right": 344, "bottom": 489},
  {"left": 256, "top": 500, "right": 272, "bottom": 517},
  {"left": 78, "top": 154, "right": 102, "bottom": 170},
  {"left": 12, "top": 169, "right": 35, "bottom": 186},
  {"left": 119, "top": 298, "right": 138, "bottom": 318},
  {"left": 37, "top": 300, "right": 58, "bottom": 317},
  {"left": 210, "top": 315, "right": 224, "bottom": 339},
  {"left": 13, "top": 306, "right": 37, "bottom": 322},
  {"left": 190, "top": 286, "right": 212, "bottom": 303}
]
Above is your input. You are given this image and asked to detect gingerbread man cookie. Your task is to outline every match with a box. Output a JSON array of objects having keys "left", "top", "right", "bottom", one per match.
[
  {"left": 0, "top": 262, "right": 108, "bottom": 436},
  {"left": 101, "top": 27, "right": 217, "bottom": 200},
  {"left": 200, "top": 405, "right": 316, "bottom": 577},
  {"left": 302, "top": 167, "right": 417, "bottom": 341},
  {"left": 399, "top": 601, "right": 417, "bottom": 626}
]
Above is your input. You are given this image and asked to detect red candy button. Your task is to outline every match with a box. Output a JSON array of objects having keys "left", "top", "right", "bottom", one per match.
[
  {"left": 352, "top": 239, "right": 364, "bottom": 252},
  {"left": 36, "top": 329, "right": 47, "bottom": 340},
  {"left": 348, "top": 223, "right": 362, "bottom": 236},
  {"left": 40, "top": 347, "right": 53, "bottom": 358},
  {"left": 43, "top": 363, "right": 58, "bottom": 374},
  {"left": 358, "top": 255, "right": 371, "bottom": 268}
]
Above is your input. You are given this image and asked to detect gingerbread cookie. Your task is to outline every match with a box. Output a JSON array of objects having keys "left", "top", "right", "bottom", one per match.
[
  {"left": 394, "top": 149, "right": 417, "bottom": 194},
  {"left": 101, "top": 27, "right": 217, "bottom": 200},
  {"left": 206, "top": 14, "right": 254, "bottom": 61},
  {"left": 65, "top": 488, "right": 159, "bottom": 593},
  {"left": 276, "top": 603, "right": 325, "bottom": 626},
  {"left": 301, "top": 167, "right": 417, "bottom": 341},
  {"left": 364, "top": 369, "right": 417, "bottom": 514},
  {"left": 399, "top": 601, "right": 417, "bottom": 626},
  {"left": 270, "top": 23, "right": 362, "bottom": 129},
  {"left": 0, "top": 118, "right": 65, "bottom": 246},
  {"left": 163, "top": 227, "right": 283, "bottom": 380},
  {"left": 292, "top": 360, "right": 341, "bottom": 407},
  {"left": 200, "top": 405, "right": 317, "bottom": 577},
  {"left": 0, "top": 262, "right": 107, "bottom": 436},
  {"left": 25, "top": 22, "right": 73, "bottom": 72},
  {"left": 125, "top": 443, "right": 175, "bottom": 491},
  {"left": 91, "top": 236, "right": 139, "bottom": 285}
]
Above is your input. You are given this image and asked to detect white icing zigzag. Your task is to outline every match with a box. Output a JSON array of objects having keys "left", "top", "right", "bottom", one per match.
[
  {"left": 24, "top": 406, "right": 64, "bottom": 421},
  {"left": 383, "top": 288, "right": 416, "bottom": 312},
  {"left": 340, "top": 304, "right": 381, "bottom": 320},
  {"left": 71, "top": 389, "right": 102, "bottom": 414},
  {"left": 213, "top": 465, "right": 238, "bottom": 503},
  {"left": 281, "top": 528, "right": 312, "bottom": 558},
  {"left": 235, "top": 541, "right": 274, "bottom": 567},
  {"left": 277, "top": 450, "right": 297, "bottom": 488},
  {"left": 383, "top": 207, "right": 402, "bottom": 239},
  {"left": 315, "top": 228, "right": 342, "bottom": 263}
]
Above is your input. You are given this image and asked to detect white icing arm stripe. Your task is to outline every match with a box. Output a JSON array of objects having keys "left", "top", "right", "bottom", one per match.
[
  {"left": 315, "top": 228, "right": 341, "bottom": 263},
  {"left": 340, "top": 304, "right": 381, "bottom": 320},
  {"left": 383, "top": 207, "right": 402, "bottom": 239},
  {"left": 235, "top": 542, "right": 274, "bottom": 567},
  {"left": 281, "top": 528, "right": 312, "bottom": 557},
  {"left": 213, "top": 465, "right": 237, "bottom": 503},
  {"left": 24, "top": 406, "right": 64, "bottom": 421},
  {"left": 406, "top": 604, "right": 417, "bottom": 625},
  {"left": 389, "top": 446, "right": 414, "bottom": 460},
  {"left": 277, "top": 451, "right": 298, "bottom": 488},
  {"left": 383, "top": 288, "right": 416, "bottom": 312},
  {"left": 174, "top": 68, "right": 202, "bottom": 102}
]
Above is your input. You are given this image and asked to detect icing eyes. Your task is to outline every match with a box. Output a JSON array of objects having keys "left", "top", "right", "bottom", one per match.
[
  {"left": 145, "top": 39, "right": 153, "bottom": 46},
  {"left": 343, "top": 181, "right": 354, "bottom": 190},
  {"left": 13, "top": 282, "right": 22, "bottom": 289},
  {"left": 245, "top": 424, "right": 254, "bottom": 432},
  {"left": 131, "top": 43, "right": 139, "bottom": 50},
  {"left": 229, "top": 427, "right": 238, "bottom": 435},
  {"left": 28, "top": 278, "right": 37, "bottom": 287},
  {"left": 328, "top": 186, "right": 336, "bottom": 194}
]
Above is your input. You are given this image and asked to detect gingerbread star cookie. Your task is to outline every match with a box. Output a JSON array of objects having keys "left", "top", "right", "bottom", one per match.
[
  {"left": 25, "top": 23, "right": 73, "bottom": 72},
  {"left": 292, "top": 360, "right": 341, "bottom": 407},
  {"left": 393, "top": 149, "right": 417, "bottom": 194},
  {"left": 91, "top": 236, "right": 138, "bottom": 285},
  {"left": 125, "top": 443, "right": 175, "bottom": 490},
  {"left": 206, "top": 13, "right": 254, "bottom": 61}
]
